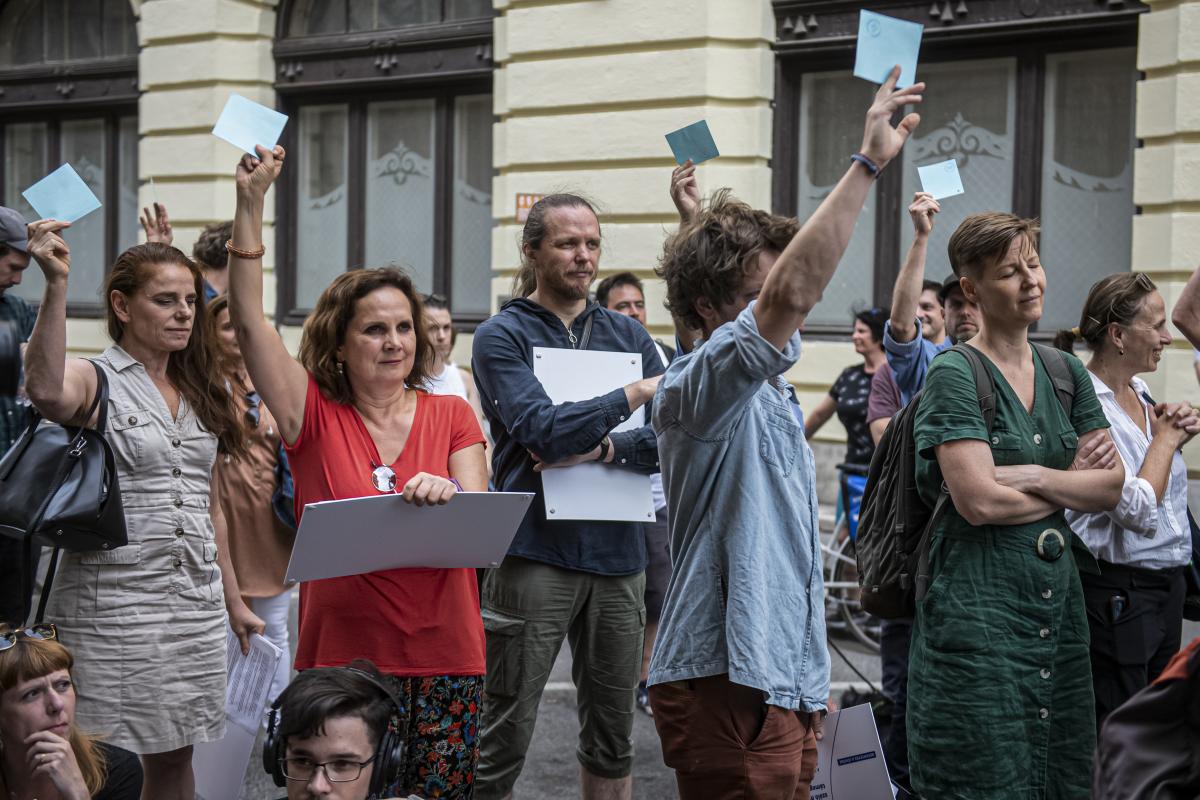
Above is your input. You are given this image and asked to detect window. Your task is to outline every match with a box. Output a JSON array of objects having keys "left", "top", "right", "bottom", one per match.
[
  {"left": 276, "top": 0, "right": 495, "bottom": 325},
  {"left": 0, "top": 0, "right": 139, "bottom": 314},
  {"left": 772, "top": 1, "right": 1146, "bottom": 333}
]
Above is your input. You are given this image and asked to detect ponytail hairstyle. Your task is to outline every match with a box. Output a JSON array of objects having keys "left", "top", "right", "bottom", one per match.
[
  {"left": 105, "top": 243, "right": 247, "bottom": 457},
  {"left": 0, "top": 630, "right": 107, "bottom": 795},
  {"left": 513, "top": 194, "right": 601, "bottom": 298},
  {"left": 1053, "top": 272, "right": 1158, "bottom": 353}
]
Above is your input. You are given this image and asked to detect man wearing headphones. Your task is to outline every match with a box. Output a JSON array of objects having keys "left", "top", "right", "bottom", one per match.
[{"left": 265, "top": 662, "right": 413, "bottom": 800}]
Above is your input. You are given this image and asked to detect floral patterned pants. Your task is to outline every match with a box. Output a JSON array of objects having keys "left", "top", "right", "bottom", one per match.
[{"left": 385, "top": 674, "right": 484, "bottom": 799}]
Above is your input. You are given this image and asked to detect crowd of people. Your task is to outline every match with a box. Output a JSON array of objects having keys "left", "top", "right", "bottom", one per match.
[{"left": 0, "top": 65, "right": 1197, "bottom": 800}]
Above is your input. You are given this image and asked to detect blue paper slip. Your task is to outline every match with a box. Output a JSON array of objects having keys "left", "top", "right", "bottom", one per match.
[
  {"left": 853, "top": 10, "right": 923, "bottom": 88},
  {"left": 665, "top": 120, "right": 719, "bottom": 166},
  {"left": 917, "top": 159, "right": 965, "bottom": 200},
  {"left": 21, "top": 164, "right": 102, "bottom": 223},
  {"left": 212, "top": 93, "right": 288, "bottom": 156}
]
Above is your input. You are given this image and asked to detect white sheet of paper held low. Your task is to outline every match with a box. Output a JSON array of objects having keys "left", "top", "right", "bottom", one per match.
[
  {"left": 285, "top": 491, "right": 534, "bottom": 582},
  {"left": 532, "top": 347, "right": 655, "bottom": 523},
  {"left": 809, "top": 702, "right": 895, "bottom": 800},
  {"left": 193, "top": 630, "right": 282, "bottom": 800}
]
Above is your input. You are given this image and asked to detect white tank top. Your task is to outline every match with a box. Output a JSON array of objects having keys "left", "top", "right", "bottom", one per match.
[{"left": 424, "top": 362, "right": 470, "bottom": 400}]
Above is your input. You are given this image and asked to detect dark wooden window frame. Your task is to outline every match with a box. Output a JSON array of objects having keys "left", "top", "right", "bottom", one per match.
[
  {"left": 273, "top": 2, "right": 494, "bottom": 328},
  {"left": 771, "top": 0, "right": 1146, "bottom": 339},
  {"left": 0, "top": 20, "right": 138, "bottom": 317}
]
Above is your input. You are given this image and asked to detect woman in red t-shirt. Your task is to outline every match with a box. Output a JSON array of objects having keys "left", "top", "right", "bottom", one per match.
[{"left": 225, "top": 146, "right": 488, "bottom": 799}]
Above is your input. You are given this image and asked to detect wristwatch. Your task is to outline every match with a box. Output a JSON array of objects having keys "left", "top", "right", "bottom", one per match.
[{"left": 598, "top": 436, "right": 611, "bottom": 463}]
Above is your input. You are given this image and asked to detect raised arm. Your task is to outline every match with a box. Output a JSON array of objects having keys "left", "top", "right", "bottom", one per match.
[
  {"left": 888, "top": 193, "right": 939, "bottom": 344},
  {"left": 226, "top": 146, "right": 308, "bottom": 445},
  {"left": 755, "top": 67, "right": 923, "bottom": 349},
  {"left": 23, "top": 220, "right": 98, "bottom": 426},
  {"left": 1173, "top": 263, "right": 1200, "bottom": 349}
]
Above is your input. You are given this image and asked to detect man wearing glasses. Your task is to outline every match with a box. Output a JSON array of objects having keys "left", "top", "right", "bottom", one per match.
[{"left": 268, "top": 664, "right": 417, "bottom": 800}]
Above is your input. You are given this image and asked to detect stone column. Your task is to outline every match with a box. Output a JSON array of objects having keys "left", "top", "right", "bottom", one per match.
[
  {"left": 1133, "top": 0, "right": 1200, "bottom": 481},
  {"left": 490, "top": 0, "right": 775, "bottom": 340},
  {"left": 137, "top": 0, "right": 279, "bottom": 314}
]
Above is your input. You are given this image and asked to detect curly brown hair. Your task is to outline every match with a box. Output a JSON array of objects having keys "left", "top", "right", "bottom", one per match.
[
  {"left": 656, "top": 189, "right": 798, "bottom": 331},
  {"left": 192, "top": 221, "right": 233, "bottom": 270},
  {"left": 105, "top": 243, "right": 246, "bottom": 456},
  {"left": 298, "top": 268, "right": 432, "bottom": 405}
]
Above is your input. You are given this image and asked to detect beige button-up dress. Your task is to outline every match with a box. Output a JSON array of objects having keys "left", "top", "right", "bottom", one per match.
[{"left": 46, "top": 345, "right": 226, "bottom": 754}]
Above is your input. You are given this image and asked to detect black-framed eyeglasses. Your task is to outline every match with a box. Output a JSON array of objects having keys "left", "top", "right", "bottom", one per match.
[
  {"left": 0, "top": 623, "right": 57, "bottom": 652},
  {"left": 245, "top": 390, "right": 261, "bottom": 429},
  {"left": 280, "top": 755, "right": 376, "bottom": 783}
]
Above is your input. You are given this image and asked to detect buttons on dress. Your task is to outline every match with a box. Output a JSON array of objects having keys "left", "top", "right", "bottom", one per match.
[
  {"left": 171, "top": 438, "right": 181, "bottom": 448},
  {"left": 174, "top": 527, "right": 184, "bottom": 537},
  {"left": 1039, "top": 628, "right": 1050, "bottom": 638},
  {"left": 991, "top": 435, "right": 1000, "bottom": 445},
  {"left": 172, "top": 558, "right": 182, "bottom": 568},
  {"left": 1039, "top": 708, "right": 1049, "bottom": 720},
  {"left": 127, "top": 416, "right": 137, "bottom": 425},
  {"left": 171, "top": 467, "right": 181, "bottom": 477},
  {"left": 173, "top": 498, "right": 183, "bottom": 508},
  {"left": 1040, "top": 668, "right": 1051, "bottom": 680},
  {"left": 1041, "top": 588, "right": 1053, "bottom": 599},
  {"left": 1033, "top": 433, "right": 1043, "bottom": 444}
]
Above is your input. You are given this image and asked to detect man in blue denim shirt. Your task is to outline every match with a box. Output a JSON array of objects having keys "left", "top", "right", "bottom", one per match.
[
  {"left": 472, "top": 194, "right": 664, "bottom": 800},
  {"left": 883, "top": 192, "right": 980, "bottom": 404},
  {"left": 648, "top": 70, "right": 925, "bottom": 799}
]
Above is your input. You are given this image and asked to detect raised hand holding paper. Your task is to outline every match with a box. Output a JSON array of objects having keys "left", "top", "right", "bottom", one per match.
[
  {"left": 917, "top": 159, "right": 965, "bottom": 200},
  {"left": 21, "top": 164, "right": 102, "bottom": 223},
  {"left": 212, "top": 93, "right": 288, "bottom": 155},
  {"left": 853, "top": 10, "right": 923, "bottom": 88},
  {"left": 665, "top": 120, "right": 719, "bottom": 166}
]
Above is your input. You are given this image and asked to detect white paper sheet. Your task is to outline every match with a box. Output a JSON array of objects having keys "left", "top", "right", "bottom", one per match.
[
  {"left": 531, "top": 347, "right": 655, "bottom": 522},
  {"left": 809, "top": 703, "right": 894, "bottom": 800},
  {"left": 193, "top": 629, "right": 283, "bottom": 800},
  {"left": 285, "top": 491, "right": 534, "bottom": 583}
]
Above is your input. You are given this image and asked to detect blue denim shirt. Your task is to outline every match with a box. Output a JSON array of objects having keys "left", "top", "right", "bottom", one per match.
[
  {"left": 883, "top": 318, "right": 951, "bottom": 404},
  {"left": 649, "top": 303, "right": 829, "bottom": 712},
  {"left": 472, "top": 298, "right": 664, "bottom": 575}
]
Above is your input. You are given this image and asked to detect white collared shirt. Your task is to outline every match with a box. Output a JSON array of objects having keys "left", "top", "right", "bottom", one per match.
[{"left": 1066, "top": 372, "right": 1190, "bottom": 570}]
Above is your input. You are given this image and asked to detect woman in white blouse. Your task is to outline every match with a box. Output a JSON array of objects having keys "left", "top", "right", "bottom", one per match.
[{"left": 1056, "top": 272, "right": 1200, "bottom": 724}]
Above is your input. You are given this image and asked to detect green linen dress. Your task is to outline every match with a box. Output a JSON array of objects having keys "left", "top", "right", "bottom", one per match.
[{"left": 907, "top": 345, "right": 1109, "bottom": 800}]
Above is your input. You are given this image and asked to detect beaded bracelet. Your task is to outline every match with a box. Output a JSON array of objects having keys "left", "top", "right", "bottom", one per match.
[
  {"left": 850, "top": 153, "right": 882, "bottom": 177},
  {"left": 225, "top": 239, "right": 266, "bottom": 259}
]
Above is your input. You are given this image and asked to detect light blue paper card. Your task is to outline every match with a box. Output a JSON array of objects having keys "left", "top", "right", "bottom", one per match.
[
  {"left": 212, "top": 93, "right": 288, "bottom": 155},
  {"left": 21, "top": 163, "right": 102, "bottom": 223},
  {"left": 665, "top": 120, "right": 720, "bottom": 166},
  {"left": 917, "top": 159, "right": 965, "bottom": 200},
  {"left": 853, "top": 10, "right": 923, "bottom": 88}
]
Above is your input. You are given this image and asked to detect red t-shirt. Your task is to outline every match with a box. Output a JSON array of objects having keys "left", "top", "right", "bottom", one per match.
[{"left": 286, "top": 376, "right": 486, "bottom": 675}]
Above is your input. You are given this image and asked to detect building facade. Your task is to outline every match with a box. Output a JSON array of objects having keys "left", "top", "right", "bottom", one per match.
[{"left": 1, "top": 0, "right": 1196, "bottom": 476}]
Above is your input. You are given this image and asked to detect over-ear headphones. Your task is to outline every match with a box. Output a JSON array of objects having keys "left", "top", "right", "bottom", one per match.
[{"left": 263, "top": 666, "right": 407, "bottom": 798}]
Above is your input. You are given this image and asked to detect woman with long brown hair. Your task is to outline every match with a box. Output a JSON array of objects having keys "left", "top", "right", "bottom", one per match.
[
  {"left": 21, "top": 221, "right": 263, "bottom": 800},
  {"left": 0, "top": 624, "right": 142, "bottom": 799}
]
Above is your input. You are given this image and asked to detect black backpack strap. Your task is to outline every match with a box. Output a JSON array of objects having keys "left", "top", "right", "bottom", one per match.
[
  {"left": 915, "top": 488, "right": 953, "bottom": 602},
  {"left": 950, "top": 343, "right": 997, "bottom": 433},
  {"left": 1032, "top": 342, "right": 1076, "bottom": 420}
]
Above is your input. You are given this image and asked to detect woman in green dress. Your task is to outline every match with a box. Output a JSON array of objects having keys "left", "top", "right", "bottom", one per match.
[{"left": 907, "top": 212, "right": 1124, "bottom": 800}]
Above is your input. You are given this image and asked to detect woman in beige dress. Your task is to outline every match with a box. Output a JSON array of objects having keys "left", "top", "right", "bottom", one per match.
[
  {"left": 209, "top": 293, "right": 296, "bottom": 707},
  {"left": 22, "top": 220, "right": 263, "bottom": 800}
]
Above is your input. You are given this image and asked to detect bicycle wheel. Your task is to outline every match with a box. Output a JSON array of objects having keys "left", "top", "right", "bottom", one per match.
[{"left": 829, "top": 534, "right": 881, "bottom": 653}]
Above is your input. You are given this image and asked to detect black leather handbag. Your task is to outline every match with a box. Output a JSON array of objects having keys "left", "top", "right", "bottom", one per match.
[{"left": 0, "top": 360, "right": 126, "bottom": 623}]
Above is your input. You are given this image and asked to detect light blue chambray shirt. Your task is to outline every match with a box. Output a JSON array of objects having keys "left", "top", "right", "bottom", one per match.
[{"left": 648, "top": 302, "right": 829, "bottom": 712}]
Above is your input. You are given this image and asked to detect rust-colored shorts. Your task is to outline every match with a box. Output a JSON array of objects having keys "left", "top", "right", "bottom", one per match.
[{"left": 650, "top": 674, "right": 818, "bottom": 800}]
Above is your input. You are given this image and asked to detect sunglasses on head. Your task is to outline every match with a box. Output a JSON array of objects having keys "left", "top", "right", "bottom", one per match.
[{"left": 0, "top": 623, "right": 57, "bottom": 652}]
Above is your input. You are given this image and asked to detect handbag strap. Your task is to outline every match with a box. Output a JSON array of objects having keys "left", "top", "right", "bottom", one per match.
[{"left": 32, "top": 546, "right": 60, "bottom": 625}]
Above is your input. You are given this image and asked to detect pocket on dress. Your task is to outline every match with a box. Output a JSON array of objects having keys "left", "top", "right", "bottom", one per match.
[
  {"left": 108, "top": 408, "right": 152, "bottom": 466},
  {"left": 920, "top": 540, "right": 992, "bottom": 655},
  {"left": 482, "top": 608, "right": 526, "bottom": 697}
]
